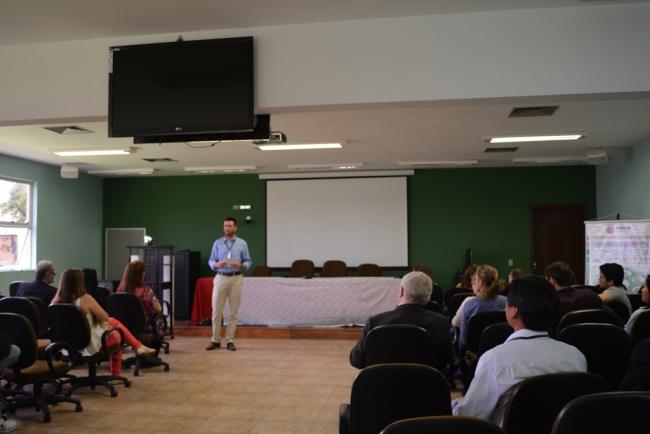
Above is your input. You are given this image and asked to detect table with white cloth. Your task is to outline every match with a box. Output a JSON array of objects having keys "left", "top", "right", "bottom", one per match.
[{"left": 192, "top": 276, "right": 401, "bottom": 327}]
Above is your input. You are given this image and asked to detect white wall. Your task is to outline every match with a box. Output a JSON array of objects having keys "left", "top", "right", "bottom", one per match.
[{"left": 1, "top": 3, "right": 650, "bottom": 123}]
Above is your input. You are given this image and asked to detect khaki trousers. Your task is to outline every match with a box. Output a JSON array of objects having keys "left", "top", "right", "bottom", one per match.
[{"left": 211, "top": 274, "right": 243, "bottom": 343}]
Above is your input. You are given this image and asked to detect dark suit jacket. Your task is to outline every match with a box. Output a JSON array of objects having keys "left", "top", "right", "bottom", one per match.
[
  {"left": 16, "top": 279, "right": 57, "bottom": 306},
  {"left": 349, "top": 303, "right": 452, "bottom": 372},
  {"left": 618, "top": 337, "right": 650, "bottom": 391}
]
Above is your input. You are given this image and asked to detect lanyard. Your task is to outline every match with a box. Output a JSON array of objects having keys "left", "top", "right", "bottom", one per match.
[
  {"left": 508, "top": 334, "right": 548, "bottom": 342},
  {"left": 223, "top": 238, "right": 236, "bottom": 259}
]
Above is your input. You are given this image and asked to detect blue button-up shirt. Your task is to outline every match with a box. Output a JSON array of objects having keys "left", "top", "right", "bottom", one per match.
[{"left": 208, "top": 236, "right": 252, "bottom": 273}]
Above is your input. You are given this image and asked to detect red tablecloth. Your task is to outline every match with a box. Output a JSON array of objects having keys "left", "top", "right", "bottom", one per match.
[{"left": 191, "top": 277, "right": 214, "bottom": 325}]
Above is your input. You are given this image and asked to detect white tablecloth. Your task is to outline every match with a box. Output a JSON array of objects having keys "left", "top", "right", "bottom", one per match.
[{"left": 223, "top": 276, "right": 401, "bottom": 327}]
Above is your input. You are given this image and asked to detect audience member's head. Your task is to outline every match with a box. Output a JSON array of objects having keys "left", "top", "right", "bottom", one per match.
[
  {"left": 411, "top": 264, "right": 432, "bottom": 279},
  {"left": 472, "top": 264, "right": 502, "bottom": 299},
  {"left": 400, "top": 271, "right": 433, "bottom": 305},
  {"left": 52, "top": 268, "right": 86, "bottom": 304},
  {"left": 508, "top": 268, "right": 526, "bottom": 284},
  {"left": 82, "top": 268, "right": 99, "bottom": 293},
  {"left": 458, "top": 264, "right": 477, "bottom": 288},
  {"left": 117, "top": 261, "right": 147, "bottom": 294},
  {"left": 35, "top": 260, "right": 56, "bottom": 284},
  {"left": 544, "top": 261, "right": 576, "bottom": 289},
  {"left": 642, "top": 275, "right": 650, "bottom": 308},
  {"left": 506, "top": 275, "right": 559, "bottom": 332},
  {"left": 599, "top": 263, "right": 625, "bottom": 288}
]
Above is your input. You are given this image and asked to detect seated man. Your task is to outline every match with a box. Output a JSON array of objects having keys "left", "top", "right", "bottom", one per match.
[
  {"left": 16, "top": 260, "right": 57, "bottom": 306},
  {"left": 618, "top": 337, "right": 650, "bottom": 391},
  {"left": 452, "top": 275, "right": 587, "bottom": 427},
  {"left": 349, "top": 271, "right": 452, "bottom": 373},
  {"left": 545, "top": 261, "right": 602, "bottom": 321},
  {"left": 598, "top": 262, "right": 632, "bottom": 314}
]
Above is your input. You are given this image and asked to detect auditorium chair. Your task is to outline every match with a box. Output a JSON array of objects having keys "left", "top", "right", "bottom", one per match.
[
  {"left": 322, "top": 260, "right": 348, "bottom": 277},
  {"left": 0, "top": 312, "right": 81, "bottom": 423},
  {"left": 339, "top": 364, "right": 451, "bottom": 434},
  {"left": 380, "top": 416, "right": 505, "bottom": 434},
  {"left": 462, "top": 311, "right": 507, "bottom": 391},
  {"left": 251, "top": 265, "right": 272, "bottom": 277},
  {"left": 551, "top": 392, "right": 650, "bottom": 434},
  {"left": 289, "top": 259, "right": 314, "bottom": 278},
  {"left": 606, "top": 299, "right": 631, "bottom": 323},
  {"left": 445, "top": 292, "right": 473, "bottom": 319},
  {"left": 364, "top": 325, "right": 438, "bottom": 369},
  {"left": 629, "top": 310, "right": 650, "bottom": 348},
  {"left": 628, "top": 293, "right": 642, "bottom": 312},
  {"left": 430, "top": 283, "right": 444, "bottom": 307},
  {"left": 424, "top": 300, "right": 443, "bottom": 314},
  {"left": 555, "top": 308, "right": 623, "bottom": 337},
  {"left": 0, "top": 297, "right": 50, "bottom": 355},
  {"left": 357, "top": 263, "right": 382, "bottom": 277},
  {"left": 477, "top": 322, "right": 513, "bottom": 357},
  {"left": 499, "top": 372, "right": 608, "bottom": 434},
  {"left": 8, "top": 281, "right": 22, "bottom": 296},
  {"left": 46, "top": 303, "right": 131, "bottom": 397},
  {"left": 557, "top": 323, "right": 631, "bottom": 390}
]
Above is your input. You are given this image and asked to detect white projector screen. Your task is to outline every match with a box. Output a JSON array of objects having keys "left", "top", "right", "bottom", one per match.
[{"left": 266, "top": 177, "right": 408, "bottom": 267}]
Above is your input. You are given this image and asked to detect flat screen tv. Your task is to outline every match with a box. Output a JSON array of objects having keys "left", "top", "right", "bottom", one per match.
[{"left": 109, "top": 36, "right": 254, "bottom": 138}]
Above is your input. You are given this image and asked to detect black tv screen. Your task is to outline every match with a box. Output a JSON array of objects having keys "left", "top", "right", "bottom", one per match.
[{"left": 109, "top": 36, "right": 254, "bottom": 137}]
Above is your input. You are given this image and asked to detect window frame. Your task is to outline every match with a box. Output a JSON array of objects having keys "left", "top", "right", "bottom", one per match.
[{"left": 0, "top": 175, "right": 35, "bottom": 271}]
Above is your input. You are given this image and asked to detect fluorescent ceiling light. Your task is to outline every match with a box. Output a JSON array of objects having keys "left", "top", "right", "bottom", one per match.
[
  {"left": 185, "top": 165, "right": 256, "bottom": 173},
  {"left": 88, "top": 168, "right": 153, "bottom": 175},
  {"left": 489, "top": 134, "right": 583, "bottom": 143},
  {"left": 257, "top": 143, "right": 343, "bottom": 151},
  {"left": 52, "top": 147, "right": 133, "bottom": 157},
  {"left": 398, "top": 160, "right": 478, "bottom": 167},
  {"left": 512, "top": 157, "right": 585, "bottom": 164},
  {"left": 259, "top": 170, "right": 413, "bottom": 180},
  {"left": 287, "top": 163, "right": 362, "bottom": 170}
]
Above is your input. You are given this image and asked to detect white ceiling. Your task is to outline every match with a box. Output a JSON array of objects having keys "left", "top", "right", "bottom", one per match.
[{"left": 1, "top": 0, "right": 649, "bottom": 177}]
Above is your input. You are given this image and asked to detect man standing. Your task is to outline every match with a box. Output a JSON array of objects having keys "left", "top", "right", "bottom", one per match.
[
  {"left": 206, "top": 217, "right": 252, "bottom": 352},
  {"left": 544, "top": 261, "right": 602, "bottom": 322},
  {"left": 16, "top": 260, "right": 57, "bottom": 305},
  {"left": 349, "top": 271, "right": 453, "bottom": 374},
  {"left": 452, "top": 275, "right": 587, "bottom": 427}
]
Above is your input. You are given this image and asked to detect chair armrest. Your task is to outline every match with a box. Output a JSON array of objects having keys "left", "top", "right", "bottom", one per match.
[
  {"left": 339, "top": 403, "right": 350, "bottom": 434},
  {"left": 101, "top": 327, "right": 126, "bottom": 355},
  {"left": 44, "top": 341, "right": 75, "bottom": 373}
]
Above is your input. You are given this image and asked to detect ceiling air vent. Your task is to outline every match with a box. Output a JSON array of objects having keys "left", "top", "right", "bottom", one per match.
[
  {"left": 508, "top": 106, "right": 558, "bottom": 118},
  {"left": 484, "top": 147, "right": 519, "bottom": 153},
  {"left": 142, "top": 158, "right": 177, "bottom": 163},
  {"left": 44, "top": 126, "right": 94, "bottom": 134}
]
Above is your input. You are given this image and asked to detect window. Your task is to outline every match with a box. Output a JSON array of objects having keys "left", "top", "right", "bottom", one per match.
[{"left": 0, "top": 177, "right": 33, "bottom": 270}]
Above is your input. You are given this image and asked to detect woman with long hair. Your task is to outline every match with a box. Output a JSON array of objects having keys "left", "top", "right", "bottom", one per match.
[
  {"left": 51, "top": 269, "right": 155, "bottom": 375},
  {"left": 117, "top": 261, "right": 162, "bottom": 324}
]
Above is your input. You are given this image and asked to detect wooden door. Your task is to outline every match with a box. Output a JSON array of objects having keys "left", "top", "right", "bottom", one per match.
[{"left": 530, "top": 204, "right": 586, "bottom": 284}]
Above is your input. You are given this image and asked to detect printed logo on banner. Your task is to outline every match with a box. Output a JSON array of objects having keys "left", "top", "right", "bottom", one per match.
[{"left": 606, "top": 224, "right": 615, "bottom": 235}]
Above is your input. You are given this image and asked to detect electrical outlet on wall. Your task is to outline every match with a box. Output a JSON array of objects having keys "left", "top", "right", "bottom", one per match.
[{"left": 507, "top": 258, "right": 514, "bottom": 267}]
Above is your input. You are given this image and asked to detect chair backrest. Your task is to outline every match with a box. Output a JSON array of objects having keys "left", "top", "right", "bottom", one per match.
[
  {"left": 557, "top": 323, "right": 631, "bottom": 389},
  {"left": 627, "top": 294, "right": 642, "bottom": 312},
  {"left": 106, "top": 293, "right": 147, "bottom": 336},
  {"left": 424, "top": 300, "right": 443, "bottom": 314},
  {"left": 478, "top": 322, "right": 514, "bottom": 356},
  {"left": 8, "top": 281, "right": 23, "bottom": 296},
  {"left": 348, "top": 364, "right": 451, "bottom": 434},
  {"left": 551, "top": 392, "right": 650, "bottom": 434},
  {"left": 430, "top": 283, "right": 443, "bottom": 306},
  {"left": 446, "top": 292, "right": 473, "bottom": 318},
  {"left": 289, "top": 259, "right": 314, "bottom": 278},
  {"left": 46, "top": 303, "right": 91, "bottom": 352},
  {"left": 251, "top": 265, "right": 272, "bottom": 277},
  {"left": 0, "top": 296, "right": 41, "bottom": 337},
  {"left": 629, "top": 309, "right": 650, "bottom": 348},
  {"left": 465, "top": 310, "right": 507, "bottom": 353},
  {"left": 555, "top": 308, "right": 623, "bottom": 336},
  {"left": 0, "top": 312, "right": 37, "bottom": 370},
  {"left": 444, "top": 287, "right": 472, "bottom": 309},
  {"left": 25, "top": 296, "right": 49, "bottom": 337},
  {"left": 500, "top": 372, "right": 608, "bottom": 434},
  {"left": 365, "top": 325, "right": 437, "bottom": 368},
  {"left": 321, "top": 260, "right": 347, "bottom": 277},
  {"left": 357, "top": 263, "right": 382, "bottom": 277},
  {"left": 381, "top": 416, "right": 505, "bottom": 434},
  {"left": 606, "top": 300, "right": 631, "bottom": 323}
]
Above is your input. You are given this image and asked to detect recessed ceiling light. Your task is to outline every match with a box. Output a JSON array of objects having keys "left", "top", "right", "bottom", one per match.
[
  {"left": 184, "top": 165, "right": 256, "bottom": 173},
  {"left": 489, "top": 134, "right": 583, "bottom": 143},
  {"left": 258, "top": 143, "right": 343, "bottom": 151},
  {"left": 88, "top": 168, "right": 153, "bottom": 175},
  {"left": 52, "top": 147, "right": 133, "bottom": 157}
]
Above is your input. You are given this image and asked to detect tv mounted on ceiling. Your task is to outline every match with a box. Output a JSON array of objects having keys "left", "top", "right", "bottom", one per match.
[{"left": 108, "top": 36, "right": 254, "bottom": 138}]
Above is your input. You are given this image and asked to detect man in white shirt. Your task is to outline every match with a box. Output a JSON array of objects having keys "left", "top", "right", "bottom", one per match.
[{"left": 452, "top": 275, "right": 587, "bottom": 427}]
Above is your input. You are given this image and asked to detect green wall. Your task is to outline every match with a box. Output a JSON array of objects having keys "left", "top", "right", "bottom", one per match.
[
  {"left": 596, "top": 140, "right": 650, "bottom": 219},
  {"left": 0, "top": 154, "right": 103, "bottom": 294},
  {"left": 104, "top": 166, "right": 596, "bottom": 288}
]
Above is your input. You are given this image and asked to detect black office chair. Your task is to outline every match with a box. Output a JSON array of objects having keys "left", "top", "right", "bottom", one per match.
[
  {"left": 25, "top": 296, "right": 49, "bottom": 338},
  {"left": 339, "top": 364, "right": 451, "bottom": 434},
  {"left": 555, "top": 308, "right": 623, "bottom": 336},
  {"left": 364, "top": 325, "right": 438, "bottom": 368},
  {"left": 462, "top": 310, "right": 507, "bottom": 391},
  {"left": 551, "top": 392, "right": 650, "bottom": 434},
  {"left": 628, "top": 294, "right": 643, "bottom": 312},
  {"left": 629, "top": 310, "right": 650, "bottom": 348},
  {"left": 8, "top": 281, "right": 23, "bottom": 297},
  {"left": 430, "top": 283, "right": 443, "bottom": 307},
  {"left": 0, "top": 312, "right": 81, "bottom": 423},
  {"left": 557, "top": 323, "right": 632, "bottom": 390},
  {"left": 477, "top": 322, "right": 513, "bottom": 357},
  {"left": 424, "top": 300, "right": 443, "bottom": 314},
  {"left": 0, "top": 297, "right": 50, "bottom": 355},
  {"left": 444, "top": 287, "right": 472, "bottom": 311},
  {"left": 106, "top": 293, "right": 170, "bottom": 376},
  {"left": 381, "top": 416, "right": 505, "bottom": 434},
  {"left": 499, "top": 372, "right": 608, "bottom": 434},
  {"left": 446, "top": 292, "right": 473, "bottom": 319},
  {"left": 46, "top": 303, "right": 131, "bottom": 397},
  {"left": 606, "top": 300, "right": 631, "bottom": 323}
]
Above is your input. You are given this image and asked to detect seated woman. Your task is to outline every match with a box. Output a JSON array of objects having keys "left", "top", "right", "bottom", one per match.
[
  {"left": 625, "top": 275, "right": 649, "bottom": 333},
  {"left": 452, "top": 264, "right": 507, "bottom": 348},
  {"left": 456, "top": 264, "right": 477, "bottom": 289},
  {"left": 117, "top": 261, "right": 163, "bottom": 325},
  {"left": 51, "top": 269, "right": 155, "bottom": 376}
]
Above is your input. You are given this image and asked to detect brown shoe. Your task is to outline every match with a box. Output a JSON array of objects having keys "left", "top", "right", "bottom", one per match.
[
  {"left": 136, "top": 345, "right": 156, "bottom": 357},
  {"left": 226, "top": 342, "right": 237, "bottom": 351},
  {"left": 205, "top": 341, "right": 221, "bottom": 351}
]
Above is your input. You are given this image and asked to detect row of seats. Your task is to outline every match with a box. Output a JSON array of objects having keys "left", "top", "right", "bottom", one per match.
[{"left": 251, "top": 260, "right": 384, "bottom": 278}]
